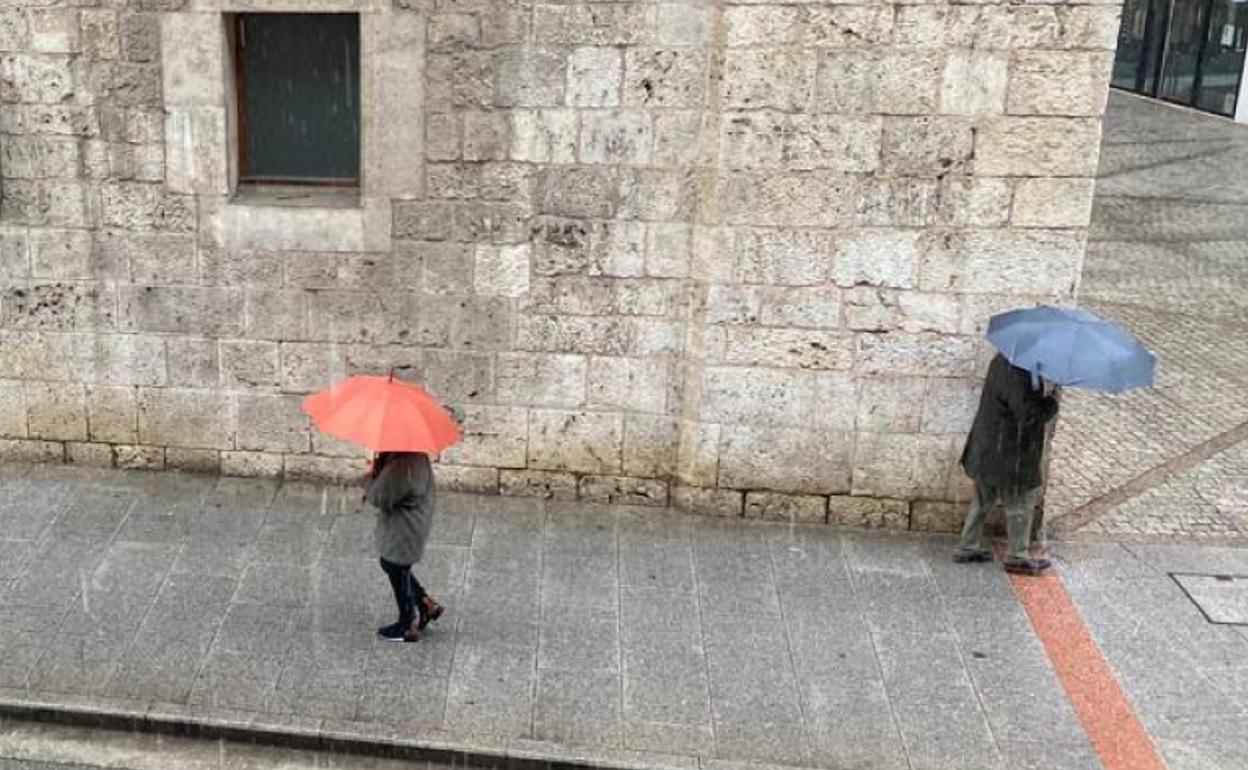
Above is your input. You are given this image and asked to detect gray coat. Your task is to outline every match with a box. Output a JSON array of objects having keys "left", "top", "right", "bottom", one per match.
[
  {"left": 960, "top": 354, "right": 1059, "bottom": 492},
  {"left": 366, "top": 452, "right": 435, "bottom": 565}
]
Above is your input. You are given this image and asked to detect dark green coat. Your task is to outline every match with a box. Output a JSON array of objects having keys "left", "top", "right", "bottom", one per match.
[{"left": 960, "top": 354, "right": 1059, "bottom": 492}]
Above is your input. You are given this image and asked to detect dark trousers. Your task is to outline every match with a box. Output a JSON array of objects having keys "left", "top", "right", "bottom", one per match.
[{"left": 380, "top": 558, "right": 427, "bottom": 628}]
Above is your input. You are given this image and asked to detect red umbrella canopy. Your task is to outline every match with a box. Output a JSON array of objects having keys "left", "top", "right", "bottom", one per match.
[{"left": 301, "top": 374, "right": 462, "bottom": 454}]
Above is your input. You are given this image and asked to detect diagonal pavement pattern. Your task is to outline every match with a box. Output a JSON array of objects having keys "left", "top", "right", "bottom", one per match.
[{"left": 1048, "top": 93, "right": 1248, "bottom": 538}]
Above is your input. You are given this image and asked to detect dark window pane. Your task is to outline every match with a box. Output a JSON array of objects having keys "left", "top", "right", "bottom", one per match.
[
  {"left": 238, "top": 13, "right": 360, "bottom": 184},
  {"left": 1158, "top": 0, "right": 1209, "bottom": 105},
  {"left": 1193, "top": 0, "right": 1247, "bottom": 116},
  {"left": 1113, "top": 0, "right": 1170, "bottom": 95}
]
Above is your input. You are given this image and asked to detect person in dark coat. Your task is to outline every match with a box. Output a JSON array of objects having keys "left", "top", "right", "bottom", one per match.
[
  {"left": 366, "top": 451, "right": 444, "bottom": 642},
  {"left": 955, "top": 353, "right": 1060, "bottom": 575}
]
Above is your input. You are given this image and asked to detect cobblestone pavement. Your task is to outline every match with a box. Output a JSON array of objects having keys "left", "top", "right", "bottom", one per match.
[{"left": 1046, "top": 93, "right": 1248, "bottom": 538}]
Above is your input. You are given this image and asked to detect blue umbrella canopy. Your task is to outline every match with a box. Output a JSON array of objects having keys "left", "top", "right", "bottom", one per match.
[{"left": 986, "top": 305, "right": 1156, "bottom": 393}]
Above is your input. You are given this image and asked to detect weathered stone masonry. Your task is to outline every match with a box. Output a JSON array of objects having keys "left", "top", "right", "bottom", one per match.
[{"left": 0, "top": 0, "right": 1121, "bottom": 529}]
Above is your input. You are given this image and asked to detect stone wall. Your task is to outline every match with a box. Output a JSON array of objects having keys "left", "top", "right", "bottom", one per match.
[{"left": 0, "top": 0, "right": 1121, "bottom": 529}]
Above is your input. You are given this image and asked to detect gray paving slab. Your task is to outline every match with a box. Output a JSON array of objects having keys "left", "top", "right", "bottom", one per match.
[
  {"left": 355, "top": 672, "right": 447, "bottom": 727},
  {"left": 534, "top": 670, "right": 623, "bottom": 747},
  {"left": 187, "top": 648, "right": 286, "bottom": 711},
  {"left": 46, "top": 489, "right": 134, "bottom": 542},
  {"left": 1174, "top": 573, "right": 1248, "bottom": 624},
  {"left": 538, "top": 610, "right": 620, "bottom": 673},
  {"left": 541, "top": 553, "right": 619, "bottom": 612},
  {"left": 444, "top": 647, "right": 535, "bottom": 739}
]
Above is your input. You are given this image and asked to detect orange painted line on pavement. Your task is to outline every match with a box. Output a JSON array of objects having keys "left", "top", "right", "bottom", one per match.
[{"left": 1010, "top": 570, "right": 1168, "bottom": 770}]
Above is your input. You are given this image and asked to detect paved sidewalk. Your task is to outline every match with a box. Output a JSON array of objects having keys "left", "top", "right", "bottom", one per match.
[
  {"left": 3, "top": 465, "right": 1248, "bottom": 770},
  {"left": 1048, "top": 94, "right": 1248, "bottom": 538}
]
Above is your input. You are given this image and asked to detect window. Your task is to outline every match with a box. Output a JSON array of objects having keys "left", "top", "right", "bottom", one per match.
[{"left": 232, "top": 13, "right": 361, "bottom": 186}]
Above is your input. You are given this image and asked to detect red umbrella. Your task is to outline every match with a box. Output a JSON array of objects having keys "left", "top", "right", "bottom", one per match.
[{"left": 301, "top": 370, "right": 462, "bottom": 454}]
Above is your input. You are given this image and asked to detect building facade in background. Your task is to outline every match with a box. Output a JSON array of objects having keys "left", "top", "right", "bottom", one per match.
[
  {"left": 1114, "top": 0, "right": 1248, "bottom": 121},
  {"left": 0, "top": 0, "right": 1121, "bottom": 529}
]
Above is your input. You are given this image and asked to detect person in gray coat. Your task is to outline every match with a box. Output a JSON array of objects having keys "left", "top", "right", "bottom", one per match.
[
  {"left": 955, "top": 353, "right": 1060, "bottom": 575},
  {"left": 366, "top": 451, "right": 443, "bottom": 642}
]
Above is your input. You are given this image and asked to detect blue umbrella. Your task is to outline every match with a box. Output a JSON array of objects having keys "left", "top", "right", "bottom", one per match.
[{"left": 986, "top": 305, "right": 1155, "bottom": 393}]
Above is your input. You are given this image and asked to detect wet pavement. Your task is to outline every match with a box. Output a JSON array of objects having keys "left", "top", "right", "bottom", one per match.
[
  {"left": 1048, "top": 93, "right": 1248, "bottom": 539},
  {"left": 2, "top": 463, "right": 1248, "bottom": 770}
]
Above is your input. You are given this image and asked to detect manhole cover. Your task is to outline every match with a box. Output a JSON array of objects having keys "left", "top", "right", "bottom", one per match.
[{"left": 1171, "top": 573, "right": 1248, "bottom": 625}]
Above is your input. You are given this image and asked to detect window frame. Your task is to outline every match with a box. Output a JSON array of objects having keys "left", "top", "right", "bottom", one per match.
[{"left": 229, "top": 12, "right": 362, "bottom": 189}]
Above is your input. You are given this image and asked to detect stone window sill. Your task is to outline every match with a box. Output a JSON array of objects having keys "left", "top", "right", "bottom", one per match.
[{"left": 231, "top": 185, "right": 361, "bottom": 210}]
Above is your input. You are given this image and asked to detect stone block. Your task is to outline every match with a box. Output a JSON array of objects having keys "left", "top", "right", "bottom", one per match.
[
  {"left": 0, "top": 227, "right": 28, "bottom": 278},
  {"left": 580, "top": 475, "right": 668, "bottom": 507},
  {"left": 1011, "top": 178, "right": 1096, "bottom": 229},
  {"left": 856, "top": 178, "right": 940, "bottom": 228},
  {"left": 221, "top": 450, "right": 283, "bottom": 478},
  {"left": 435, "top": 463, "right": 499, "bottom": 495},
  {"left": 725, "top": 7, "right": 800, "bottom": 47},
  {"left": 407, "top": 242, "right": 469, "bottom": 294},
  {"left": 1, "top": 136, "right": 81, "bottom": 179},
  {"left": 882, "top": 117, "right": 973, "bottom": 177},
  {"left": 128, "top": 234, "right": 196, "bottom": 284},
  {"left": 719, "top": 423, "right": 852, "bottom": 494},
  {"left": 623, "top": 414, "right": 678, "bottom": 478},
  {"left": 67, "top": 442, "right": 115, "bottom": 469},
  {"left": 75, "top": 334, "right": 165, "bottom": 387},
  {"left": 427, "top": 51, "right": 492, "bottom": 110},
  {"left": 623, "top": 48, "right": 707, "bottom": 108},
  {"left": 86, "top": 385, "right": 137, "bottom": 443},
  {"left": 0, "top": 10, "right": 29, "bottom": 52},
  {"left": 165, "top": 106, "right": 228, "bottom": 194},
  {"left": 744, "top": 492, "right": 827, "bottom": 523},
  {"left": 937, "top": 177, "right": 1012, "bottom": 228},
  {"left": 165, "top": 338, "right": 218, "bottom": 389},
  {"left": 517, "top": 314, "right": 635, "bottom": 356},
  {"left": 803, "top": 7, "right": 895, "bottom": 48},
  {"left": 451, "top": 200, "right": 531, "bottom": 244},
  {"left": 283, "top": 455, "right": 359, "bottom": 482},
  {"left": 463, "top": 112, "right": 510, "bottom": 162},
  {"left": 760, "top": 287, "right": 842, "bottom": 330},
  {"left": 706, "top": 285, "right": 762, "bottom": 325},
  {"left": 618, "top": 169, "right": 696, "bottom": 222},
  {"left": 1056, "top": 6, "right": 1123, "bottom": 51},
  {"left": 416, "top": 295, "right": 513, "bottom": 351},
  {"left": 832, "top": 230, "right": 920, "bottom": 290},
  {"left": 423, "top": 350, "right": 494, "bottom": 404},
  {"left": 657, "top": 4, "right": 711, "bottom": 47},
  {"left": 724, "top": 49, "right": 815, "bottom": 111},
  {"left": 1008, "top": 51, "right": 1113, "bottom": 117},
  {"left": 220, "top": 340, "right": 279, "bottom": 389},
  {"left": 580, "top": 110, "right": 652, "bottom": 166},
  {"left": 975, "top": 117, "right": 1103, "bottom": 177},
  {"left": 115, "top": 444, "right": 165, "bottom": 471},
  {"left": 0, "top": 379, "right": 25, "bottom": 438},
  {"left": 920, "top": 229, "right": 1085, "bottom": 296},
  {"left": 721, "top": 112, "right": 881, "bottom": 173},
  {"left": 723, "top": 328, "right": 854, "bottom": 371},
  {"left": 497, "top": 352, "right": 587, "bottom": 409},
  {"left": 1, "top": 180, "right": 92, "bottom": 228},
  {"left": 234, "top": 394, "right": 308, "bottom": 454},
  {"left": 921, "top": 378, "right": 980, "bottom": 435},
  {"left": 528, "top": 409, "right": 624, "bottom": 475},
  {"left": 12, "top": 286, "right": 115, "bottom": 336},
  {"left": 362, "top": 13, "right": 424, "bottom": 200},
  {"left": 81, "top": 11, "right": 120, "bottom": 60},
  {"left": 25, "top": 381, "right": 87, "bottom": 441},
  {"left": 393, "top": 201, "right": 454, "bottom": 242},
  {"left": 0, "top": 54, "right": 74, "bottom": 103},
  {"left": 815, "top": 50, "right": 941, "bottom": 115},
  {"left": 855, "top": 332, "right": 977, "bottom": 377},
  {"left": 160, "top": 13, "right": 223, "bottom": 106},
  {"left": 940, "top": 50, "right": 1007, "bottom": 115},
  {"left": 672, "top": 485, "right": 743, "bottom": 517},
  {"left": 701, "top": 365, "right": 811, "bottom": 427},
  {"left": 651, "top": 110, "right": 703, "bottom": 167},
  {"left": 244, "top": 289, "right": 308, "bottom": 341},
  {"left": 532, "top": 4, "right": 655, "bottom": 47},
  {"left": 568, "top": 47, "right": 621, "bottom": 108},
  {"left": 138, "top": 388, "right": 235, "bottom": 450},
  {"left": 440, "top": 404, "right": 527, "bottom": 468},
  {"left": 587, "top": 357, "right": 669, "bottom": 414},
  {"left": 473, "top": 244, "right": 531, "bottom": 298},
  {"left": 911, "top": 501, "right": 961, "bottom": 533},
  {"left": 718, "top": 171, "right": 854, "bottom": 228},
  {"left": 510, "top": 109, "right": 577, "bottom": 164},
  {"left": 120, "top": 286, "right": 243, "bottom": 336},
  {"left": 855, "top": 376, "right": 926, "bottom": 433},
  {"left": 852, "top": 433, "right": 953, "bottom": 499},
  {"left": 493, "top": 48, "right": 565, "bottom": 107},
  {"left": 165, "top": 447, "right": 220, "bottom": 474},
  {"left": 0, "top": 438, "right": 63, "bottom": 464},
  {"left": 429, "top": 13, "right": 478, "bottom": 48},
  {"left": 734, "top": 228, "right": 833, "bottom": 286},
  {"left": 121, "top": 13, "right": 160, "bottom": 62},
  {"left": 828, "top": 496, "right": 909, "bottom": 529},
  {"left": 500, "top": 469, "right": 578, "bottom": 500},
  {"left": 99, "top": 183, "right": 195, "bottom": 232},
  {"left": 646, "top": 222, "right": 691, "bottom": 278},
  {"left": 426, "top": 113, "right": 461, "bottom": 161},
  {"left": 206, "top": 196, "right": 392, "bottom": 254},
  {"left": 27, "top": 229, "right": 92, "bottom": 280}
]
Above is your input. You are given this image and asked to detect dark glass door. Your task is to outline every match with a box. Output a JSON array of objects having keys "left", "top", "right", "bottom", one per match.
[
  {"left": 1115, "top": 0, "right": 1170, "bottom": 94},
  {"left": 1159, "top": 0, "right": 1210, "bottom": 104},
  {"left": 1194, "top": 0, "right": 1248, "bottom": 115}
]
